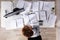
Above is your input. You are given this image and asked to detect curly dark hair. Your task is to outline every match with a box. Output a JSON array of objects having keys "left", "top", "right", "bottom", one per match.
[{"left": 22, "top": 25, "right": 33, "bottom": 37}]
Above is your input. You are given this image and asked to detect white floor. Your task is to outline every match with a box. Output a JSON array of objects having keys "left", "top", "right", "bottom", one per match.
[{"left": 56, "top": 28, "right": 60, "bottom": 40}]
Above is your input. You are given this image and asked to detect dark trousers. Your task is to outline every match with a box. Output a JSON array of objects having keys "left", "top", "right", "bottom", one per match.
[{"left": 28, "top": 35, "right": 42, "bottom": 40}]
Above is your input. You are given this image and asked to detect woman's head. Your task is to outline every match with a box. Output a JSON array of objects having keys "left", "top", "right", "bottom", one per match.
[{"left": 22, "top": 25, "right": 33, "bottom": 37}]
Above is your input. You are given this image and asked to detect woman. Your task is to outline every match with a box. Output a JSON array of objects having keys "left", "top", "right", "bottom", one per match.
[{"left": 22, "top": 24, "right": 42, "bottom": 40}]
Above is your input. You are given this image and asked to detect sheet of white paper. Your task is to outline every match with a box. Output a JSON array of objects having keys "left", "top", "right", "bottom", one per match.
[
  {"left": 35, "top": 11, "right": 47, "bottom": 21},
  {"left": 32, "top": 1, "right": 39, "bottom": 12},
  {"left": 24, "top": 1, "right": 31, "bottom": 10},
  {"left": 39, "top": 1, "right": 44, "bottom": 10},
  {"left": 16, "top": 0, "right": 24, "bottom": 8},
  {"left": 40, "top": 10, "right": 47, "bottom": 21},
  {"left": 35, "top": 12, "right": 39, "bottom": 21},
  {"left": 48, "top": 14, "right": 57, "bottom": 27},
  {"left": 16, "top": 18, "right": 24, "bottom": 28},
  {"left": 19, "top": 1, "right": 31, "bottom": 15},
  {"left": 43, "top": 1, "right": 55, "bottom": 11},
  {"left": 23, "top": 15, "right": 30, "bottom": 25},
  {"left": 28, "top": 13, "right": 39, "bottom": 25}
]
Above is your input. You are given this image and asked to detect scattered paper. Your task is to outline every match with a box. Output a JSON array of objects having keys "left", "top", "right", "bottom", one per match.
[
  {"left": 40, "top": 13, "right": 57, "bottom": 28},
  {"left": 1, "top": 1, "right": 56, "bottom": 30}
]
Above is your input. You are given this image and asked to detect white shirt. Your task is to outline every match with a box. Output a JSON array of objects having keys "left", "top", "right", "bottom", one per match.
[{"left": 31, "top": 25, "right": 40, "bottom": 38}]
